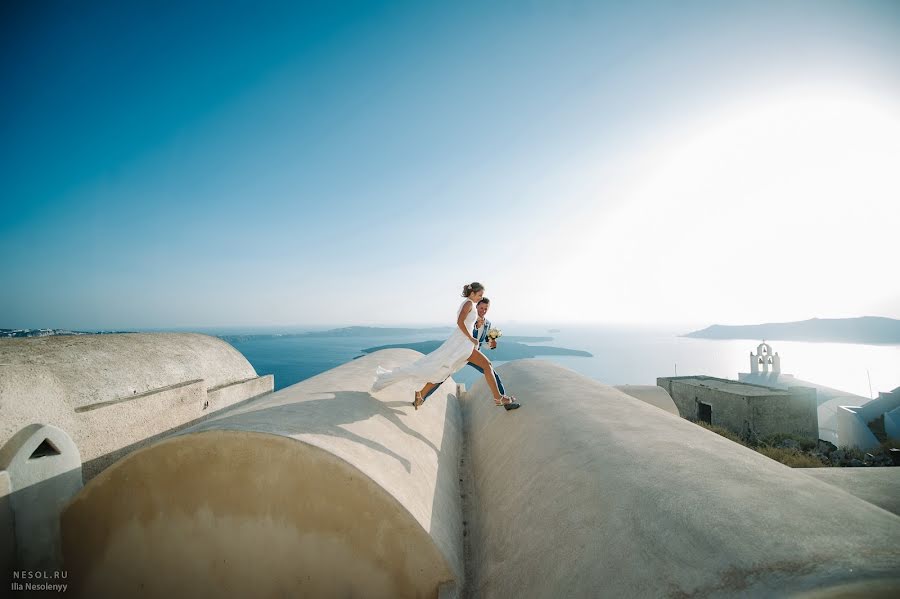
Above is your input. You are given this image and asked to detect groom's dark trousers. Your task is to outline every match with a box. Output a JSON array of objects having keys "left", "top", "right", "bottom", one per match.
[
  {"left": 422, "top": 318, "right": 506, "bottom": 403},
  {"left": 422, "top": 362, "right": 506, "bottom": 400}
]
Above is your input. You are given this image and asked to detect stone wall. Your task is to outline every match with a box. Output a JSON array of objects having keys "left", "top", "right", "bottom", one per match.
[
  {"left": 746, "top": 387, "right": 818, "bottom": 440},
  {"left": 658, "top": 376, "right": 818, "bottom": 441}
]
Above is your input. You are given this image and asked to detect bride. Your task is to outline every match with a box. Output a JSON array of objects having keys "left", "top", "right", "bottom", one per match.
[{"left": 372, "top": 282, "right": 519, "bottom": 410}]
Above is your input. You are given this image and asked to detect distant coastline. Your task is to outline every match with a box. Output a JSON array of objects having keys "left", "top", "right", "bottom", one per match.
[
  {"left": 0, "top": 328, "right": 131, "bottom": 338},
  {"left": 684, "top": 316, "right": 900, "bottom": 345},
  {"left": 360, "top": 340, "right": 592, "bottom": 360},
  {"left": 219, "top": 328, "right": 557, "bottom": 345},
  {"left": 1, "top": 326, "right": 575, "bottom": 356},
  {"left": 217, "top": 326, "right": 454, "bottom": 344}
]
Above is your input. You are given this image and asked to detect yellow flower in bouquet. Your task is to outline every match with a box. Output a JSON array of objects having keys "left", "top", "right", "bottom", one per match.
[{"left": 487, "top": 328, "right": 502, "bottom": 340}]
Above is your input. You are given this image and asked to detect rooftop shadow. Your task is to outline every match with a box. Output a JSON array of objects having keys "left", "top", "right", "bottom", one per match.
[{"left": 189, "top": 391, "right": 441, "bottom": 473}]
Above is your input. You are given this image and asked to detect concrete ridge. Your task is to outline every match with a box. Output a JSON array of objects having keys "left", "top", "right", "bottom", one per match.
[
  {"left": 207, "top": 376, "right": 267, "bottom": 392},
  {"left": 74, "top": 379, "right": 204, "bottom": 412}
]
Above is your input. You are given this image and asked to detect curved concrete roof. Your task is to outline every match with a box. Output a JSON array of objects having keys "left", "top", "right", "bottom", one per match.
[
  {"left": 613, "top": 384, "right": 679, "bottom": 415},
  {"left": 61, "top": 349, "right": 463, "bottom": 598},
  {"left": 0, "top": 333, "right": 258, "bottom": 412},
  {"left": 1, "top": 333, "right": 266, "bottom": 480},
  {"left": 465, "top": 360, "right": 900, "bottom": 598}
]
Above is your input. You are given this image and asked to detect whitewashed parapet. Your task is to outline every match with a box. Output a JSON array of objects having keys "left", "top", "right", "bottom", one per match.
[
  {"left": 886, "top": 407, "right": 900, "bottom": 439},
  {"left": 0, "top": 424, "right": 82, "bottom": 573},
  {"left": 0, "top": 471, "right": 13, "bottom": 576},
  {"left": 836, "top": 405, "right": 881, "bottom": 451},
  {"left": 857, "top": 389, "right": 900, "bottom": 428}
]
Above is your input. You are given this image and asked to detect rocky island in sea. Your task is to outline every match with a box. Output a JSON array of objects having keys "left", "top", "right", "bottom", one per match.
[
  {"left": 684, "top": 316, "right": 900, "bottom": 345},
  {"left": 219, "top": 326, "right": 592, "bottom": 360}
]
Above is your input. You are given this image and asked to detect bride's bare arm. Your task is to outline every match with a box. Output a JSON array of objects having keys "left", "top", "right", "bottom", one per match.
[{"left": 457, "top": 302, "right": 478, "bottom": 344}]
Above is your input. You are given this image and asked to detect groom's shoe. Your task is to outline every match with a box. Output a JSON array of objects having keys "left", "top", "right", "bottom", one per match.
[{"left": 495, "top": 394, "right": 520, "bottom": 410}]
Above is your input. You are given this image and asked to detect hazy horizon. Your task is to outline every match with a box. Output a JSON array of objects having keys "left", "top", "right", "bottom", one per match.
[
  {"left": 3, "top": 1, "right": 899, "bottom": 328},
  {"left": 5, "top": 313, "right": 899, "bottom": 337}
]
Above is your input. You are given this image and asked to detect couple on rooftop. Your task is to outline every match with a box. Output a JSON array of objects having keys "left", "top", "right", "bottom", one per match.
[{"left": 372, "top": 282, "right": 520, "bottom": 411}]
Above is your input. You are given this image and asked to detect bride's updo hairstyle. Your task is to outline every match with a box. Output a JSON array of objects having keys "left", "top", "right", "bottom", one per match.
[{"left": 462, "top": 282, "right": 485, "bottom": 297}]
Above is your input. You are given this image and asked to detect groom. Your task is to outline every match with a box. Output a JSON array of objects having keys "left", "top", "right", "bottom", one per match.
[{"left": 423, "top": 297, "right": 507, "bottom": 400}]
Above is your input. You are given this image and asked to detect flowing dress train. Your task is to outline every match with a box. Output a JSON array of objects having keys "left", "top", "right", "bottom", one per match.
[{"left": 372, "top": 299, "right": 478, "bottom": 392}]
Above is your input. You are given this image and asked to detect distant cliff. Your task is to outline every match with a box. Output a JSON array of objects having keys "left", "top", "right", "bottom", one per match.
[{"left": 684, "top": 317, "right": 900, "bottom": 345}]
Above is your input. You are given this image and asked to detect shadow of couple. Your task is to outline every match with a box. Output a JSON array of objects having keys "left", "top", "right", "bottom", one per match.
[{"left": 193, "top": 390, "right": 450, "bottom": 473}]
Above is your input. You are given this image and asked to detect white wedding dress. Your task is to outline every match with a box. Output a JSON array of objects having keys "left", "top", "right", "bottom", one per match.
[{"left": 372, "top": 299, "right": 478, "bottom": 392}]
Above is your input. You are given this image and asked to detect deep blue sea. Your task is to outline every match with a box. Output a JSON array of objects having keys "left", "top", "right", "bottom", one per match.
[{"left": 215, "top": 324, "right": 900, "bottom": 400}]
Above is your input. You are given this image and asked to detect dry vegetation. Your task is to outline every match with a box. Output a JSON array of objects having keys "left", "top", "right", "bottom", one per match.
[
  {"left": 693, "top": 420, "right": 823, "bottom": 467},
  {"left": 691, "top": 421, "right": 899, "bottom": 468},
  {"left": 754, "top": 446, "right": 825, "bottom": 468}
]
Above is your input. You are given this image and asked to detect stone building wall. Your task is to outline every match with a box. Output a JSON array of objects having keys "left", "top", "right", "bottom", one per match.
[
  {"left": 658, "top": 376, "right": 818, "bottom": 441},
  {"left": 750, "top": 388, "right": 818, "bottom": 440}
]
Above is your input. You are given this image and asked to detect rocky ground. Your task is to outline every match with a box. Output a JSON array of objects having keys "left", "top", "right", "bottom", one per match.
[
  {"left": 693, "top": 420, "right": 899, "bottom": 468},
  {"left": 774, "top": 437, "right": 899, "bottom": 467}
]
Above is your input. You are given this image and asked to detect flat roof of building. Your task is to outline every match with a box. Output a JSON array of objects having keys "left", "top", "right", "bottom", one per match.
[
  {"left": 739, "top": 373, "right": 865, "bottom": 402},
  {"left": 660, "top": 376, "right": 794, "bottom": 397}
]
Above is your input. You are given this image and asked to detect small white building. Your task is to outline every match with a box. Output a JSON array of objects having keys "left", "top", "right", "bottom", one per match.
[{"left": 738, "top": 342, "right": 899, "bottom": 449}]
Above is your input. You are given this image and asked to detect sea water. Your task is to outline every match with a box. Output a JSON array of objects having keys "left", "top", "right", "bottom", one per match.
[{"left": 223, "top": 324, "right": 900, "bottom": 399}]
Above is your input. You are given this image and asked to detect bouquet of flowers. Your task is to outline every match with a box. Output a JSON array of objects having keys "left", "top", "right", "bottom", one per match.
[{"left": 487, "top": 328, "right": 502, "bottom": 347}]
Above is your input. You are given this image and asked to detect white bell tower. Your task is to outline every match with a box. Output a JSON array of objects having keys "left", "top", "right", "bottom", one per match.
[{"left": 750, "top": 341, "right": 780, "bottom": 375}]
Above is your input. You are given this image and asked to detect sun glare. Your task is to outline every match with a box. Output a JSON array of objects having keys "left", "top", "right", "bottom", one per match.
[{"left": 549, "top": 85, "right": 900, "bottom": 325}]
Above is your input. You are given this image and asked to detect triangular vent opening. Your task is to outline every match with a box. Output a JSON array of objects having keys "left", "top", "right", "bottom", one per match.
[{"left": 29, "top": 439, "right": 61, "bottom": 459}]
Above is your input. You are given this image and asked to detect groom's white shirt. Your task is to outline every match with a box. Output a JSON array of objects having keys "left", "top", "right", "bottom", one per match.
[{"left": 473, "top": 318, "right": 492, "bottom": 350}]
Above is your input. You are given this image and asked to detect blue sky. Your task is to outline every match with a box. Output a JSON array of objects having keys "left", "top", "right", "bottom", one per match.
[{"left": 3, "top": 1, "right": 900, "bottom": 329}]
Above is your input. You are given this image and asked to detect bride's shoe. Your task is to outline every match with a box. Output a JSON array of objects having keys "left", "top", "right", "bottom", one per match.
[
  {"left": 413, "top": 391, "right": 425, "bottom": 410},
  {"left": 494, "top": 394, "right": 520, "bottom": 410}
]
